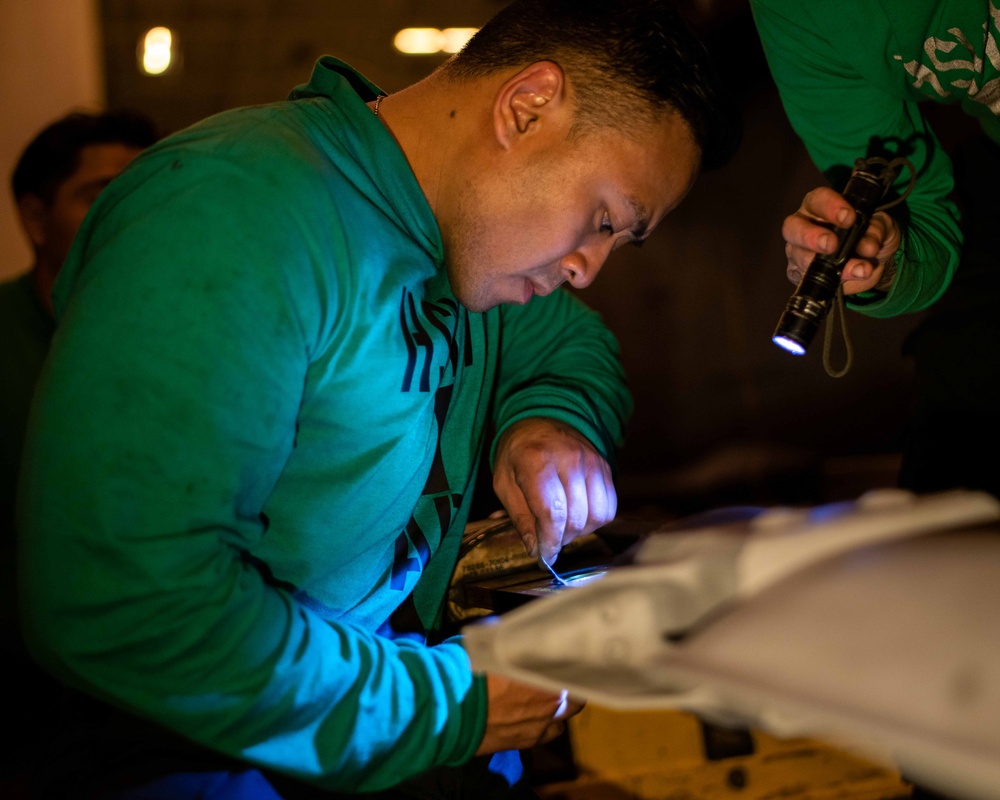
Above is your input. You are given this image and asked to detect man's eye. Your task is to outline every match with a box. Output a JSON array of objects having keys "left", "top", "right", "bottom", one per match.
[{"left": 599, "top": 212, "right": 614, "bottom": 235}]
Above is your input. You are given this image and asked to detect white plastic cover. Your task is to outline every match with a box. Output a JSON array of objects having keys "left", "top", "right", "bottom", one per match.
[{"left": 463, "top": 489, "right": 1000, "bottom": 800}]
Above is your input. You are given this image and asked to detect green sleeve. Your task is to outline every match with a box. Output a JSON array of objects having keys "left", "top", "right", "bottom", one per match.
[
  {"left": 18, "top": 156, "right": 482, "bottom": 791},
  {"left": 750, "top": 0, "right": 962, "bottom": 317},
  {"left": 491, "top": 289, "right": 633, "bottom": 467}
]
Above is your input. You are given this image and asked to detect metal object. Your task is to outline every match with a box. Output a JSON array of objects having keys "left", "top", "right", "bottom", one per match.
[
  {"left": 540, "top": 557, "right": 568, "bottom": 586},
  {"left": 772, "top": 157, "right": 903, "bottom": 356}
]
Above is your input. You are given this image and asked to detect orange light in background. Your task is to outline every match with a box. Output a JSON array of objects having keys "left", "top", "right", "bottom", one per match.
[
  {"left": 394, "top": 28, "right": 442, "bottom": 54},
  {"left": 394, "top": 27, "right": 478, "bottom": 55},
  {"left": 140, "top": 26, "right": 173, "bottom": 75}
]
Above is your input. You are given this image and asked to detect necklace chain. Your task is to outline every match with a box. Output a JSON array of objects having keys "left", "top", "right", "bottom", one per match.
[{"left": 373, "top": 94, "right": 386, "bottom": 116}]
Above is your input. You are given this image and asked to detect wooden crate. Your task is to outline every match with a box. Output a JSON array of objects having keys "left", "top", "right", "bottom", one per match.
[{"left": 536, "top": 705, "right": 912, "bottom": 800}]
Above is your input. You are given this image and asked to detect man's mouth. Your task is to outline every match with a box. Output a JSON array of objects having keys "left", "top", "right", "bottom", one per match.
[{"left": 516, "top": 276, "right": 563, "bottom": 305}]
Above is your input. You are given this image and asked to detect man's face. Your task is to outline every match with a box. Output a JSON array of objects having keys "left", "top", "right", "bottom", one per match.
[
  {"left": 443, "top": 112, "right": 700, "bottom": 312},
  {"left": 22, "top": 142, "right": 145, "bottom": 274}
]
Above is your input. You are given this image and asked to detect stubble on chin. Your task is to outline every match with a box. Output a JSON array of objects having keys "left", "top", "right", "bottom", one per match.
[
  {"left": 443, "top": 257, "right": 487, "bottom": 313},
  {"left": 444, "top": 226, "right": 510, "bottom": 313}
]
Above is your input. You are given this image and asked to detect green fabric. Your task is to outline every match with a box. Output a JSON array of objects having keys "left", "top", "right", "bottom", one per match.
[
  {"left": 18, "top": 57, "right": 631, "bottom": 792},
  {"left": 0, "top": 271, "right": 53, "bottom": 639},
  {"left": 751, "top": 0, "right": 1000, "bottom": 318}
]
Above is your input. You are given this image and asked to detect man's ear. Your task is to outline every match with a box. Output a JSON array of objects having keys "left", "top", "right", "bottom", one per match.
[
  {"left": 16, "top": 194, "right": 48, "bottom": 249},
  {"left": 493, "top": 61, "right": 566, "bottom": 150}
]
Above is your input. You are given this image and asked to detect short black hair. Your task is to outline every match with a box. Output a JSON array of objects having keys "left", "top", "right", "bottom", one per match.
[
  {"left": 444, "top": 0, "right": 740, "bottom": 171},
  {"left": 11, "top": 110, "right": 158, "bottom": 204}
]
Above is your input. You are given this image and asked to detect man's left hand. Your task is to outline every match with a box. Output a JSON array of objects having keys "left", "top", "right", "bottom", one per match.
[{"left": 492, "top": 417, "right": 617, "bottom": 565}]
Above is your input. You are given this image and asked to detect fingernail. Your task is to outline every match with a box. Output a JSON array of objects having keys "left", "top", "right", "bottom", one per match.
[
  {"left": 836, "top": 209, "right": 850, "bottom": 226},
  {"left": 851, "top": 265, "right": 867, "bottom": 279},
  {"left": 820, "top": 234, "right": 834, "bottom": 251}
]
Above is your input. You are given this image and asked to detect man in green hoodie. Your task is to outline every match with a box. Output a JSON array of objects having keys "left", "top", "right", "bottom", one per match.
[{"left": 17, "top": 1, "right": 739, "bottom": 797}]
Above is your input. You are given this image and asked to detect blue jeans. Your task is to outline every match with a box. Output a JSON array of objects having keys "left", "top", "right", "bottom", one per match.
[{"left": 110, "top": 751, "right": 530, "bottom": 800}]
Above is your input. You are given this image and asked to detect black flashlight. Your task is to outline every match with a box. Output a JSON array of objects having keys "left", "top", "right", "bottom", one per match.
[{"left": 772, "top": 158, "right": 899, "bottom": 356}]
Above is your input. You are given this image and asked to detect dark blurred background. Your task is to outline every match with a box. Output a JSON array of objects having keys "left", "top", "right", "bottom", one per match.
[{"left": 5, "top": 0, "right": 927, "bottom": 516}]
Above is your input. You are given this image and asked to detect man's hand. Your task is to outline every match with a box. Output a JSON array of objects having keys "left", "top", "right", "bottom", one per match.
[
  {"left": 492, "top": 417, "right": 616, "bottom": 565},
  {"left": 781, "top": 186, "right": 901, "bottom": 294},
  {"left": 475, "top": 673, "right": 585, "bottom": 755}
]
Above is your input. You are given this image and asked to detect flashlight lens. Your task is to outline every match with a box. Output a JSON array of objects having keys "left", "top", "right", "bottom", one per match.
[{"left": 773, "top": 335, "right": 806, "bottom": 356}]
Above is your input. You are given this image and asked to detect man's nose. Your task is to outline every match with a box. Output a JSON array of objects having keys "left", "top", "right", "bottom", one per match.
[{"left": 559, "top": 242, "right": 612, "bottom": 289}]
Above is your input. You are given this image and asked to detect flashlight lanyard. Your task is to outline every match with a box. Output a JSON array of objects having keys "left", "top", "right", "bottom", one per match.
[
  {"left": 820, "top": 157, "right": 915, "bottom": 378},
  {"left": 822, "top": 287, "right": 853, "bottom": 378}
]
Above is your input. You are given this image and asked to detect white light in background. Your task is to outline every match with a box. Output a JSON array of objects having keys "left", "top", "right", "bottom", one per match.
[
  {"left": 141, "top": 26, "right": 173, "bottom": 75},
  {"left": 440, "top": 28, "right": 478, "bottom": 54},
  {"left": 394, "top": 27, "right": 478, "bottom": 55}
]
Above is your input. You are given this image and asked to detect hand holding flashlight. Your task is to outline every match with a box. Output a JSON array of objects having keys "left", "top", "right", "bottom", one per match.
[
  {"left": 773, "top": 157, "right": 912, "bottom": 357},
  {"left": 782, "top": 189, "right": 902, "bottom": 295}
]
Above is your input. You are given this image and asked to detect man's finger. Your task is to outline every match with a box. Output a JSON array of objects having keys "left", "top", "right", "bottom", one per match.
[
  {"left": 519, "top": 467, "right": 568, "bottom": 564},
  {"left": 563, "top": 469, "right": 590, "bottom": 540},
  {"left": 801, "top": 186, "right": 854, "bottom": 227}
]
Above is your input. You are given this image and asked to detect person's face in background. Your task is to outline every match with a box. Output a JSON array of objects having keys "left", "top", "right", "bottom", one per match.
[{"left": 17, "top": 142, "right": 145, "bottom": 314}]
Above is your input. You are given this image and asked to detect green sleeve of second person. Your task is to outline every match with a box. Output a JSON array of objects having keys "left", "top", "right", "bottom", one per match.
[
  {"left": 18, "top": 156, "right": 481, "bottom": 792},
  {"left": 750, "top": 0, "right": 962, "bottom": 318}
]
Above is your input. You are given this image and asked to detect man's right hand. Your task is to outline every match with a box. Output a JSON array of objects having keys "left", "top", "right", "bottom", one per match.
[
  {"left": 781, "top": 186, "right": 901, "bottom": 294},
  {"left": 475, "top": 673, "right": 585, "bottom": 755}
]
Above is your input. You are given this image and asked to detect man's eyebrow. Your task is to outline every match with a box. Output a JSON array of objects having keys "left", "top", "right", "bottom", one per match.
[{"left": 626, "top": 195, "right": 650, "bottom": 245}]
